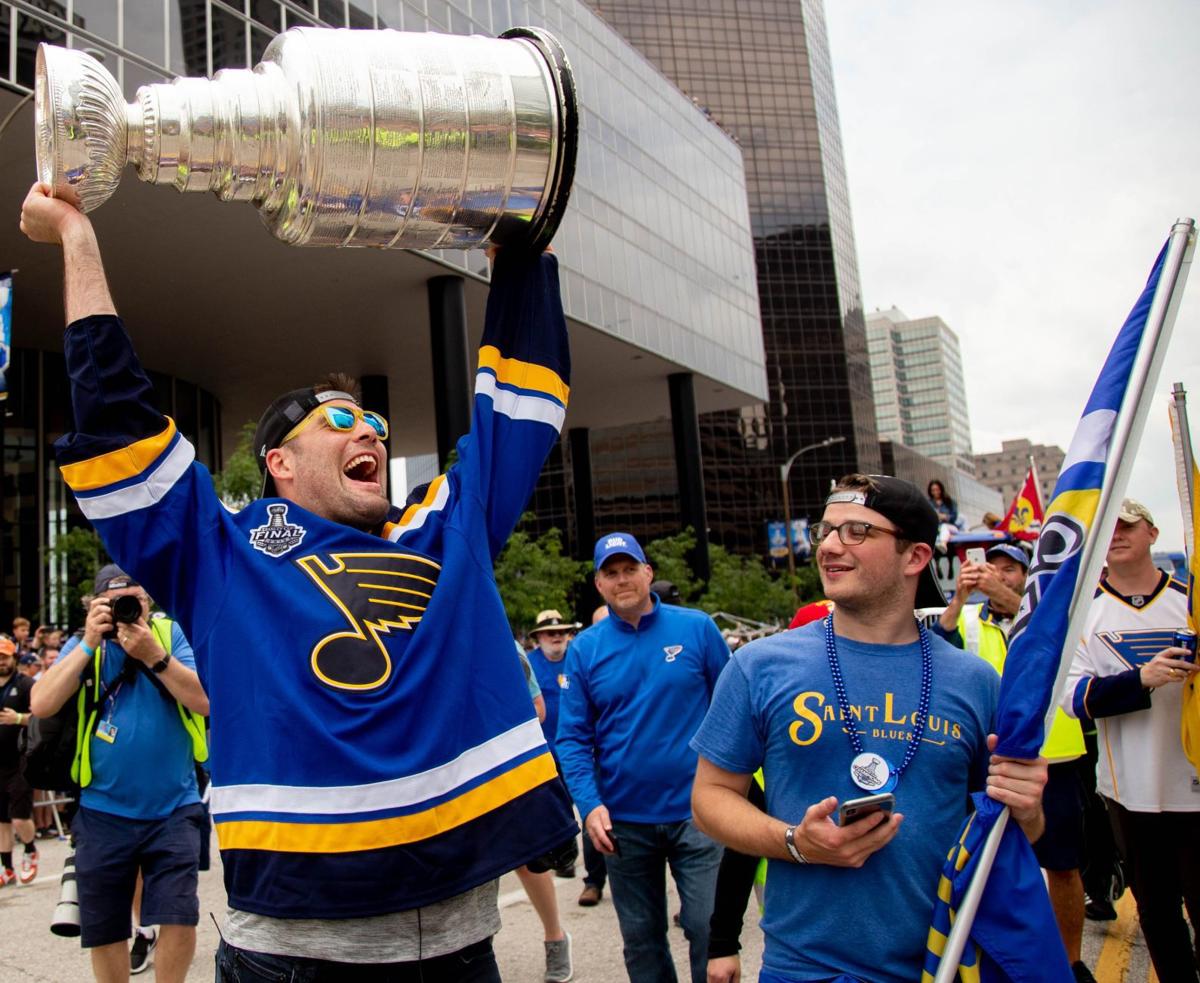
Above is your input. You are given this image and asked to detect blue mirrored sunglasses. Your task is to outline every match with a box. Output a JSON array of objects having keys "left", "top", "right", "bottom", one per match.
[{"left": 282, "top": 404, "right": 389, "bottom": 444}]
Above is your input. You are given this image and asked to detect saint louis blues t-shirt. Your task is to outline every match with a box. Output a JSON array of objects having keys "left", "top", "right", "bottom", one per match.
[{"left": 691, "top": 620, "right": 998, "bottom": 983}]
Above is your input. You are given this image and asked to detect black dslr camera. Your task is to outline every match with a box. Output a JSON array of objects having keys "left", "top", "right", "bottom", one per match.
[{"left": 104, "top": 595, "right": 144, "bottom": 638}]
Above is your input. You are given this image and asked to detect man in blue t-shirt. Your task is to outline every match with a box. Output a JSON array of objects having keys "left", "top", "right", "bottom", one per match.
[
  {"left": 691, "top": 475, "right": 1049, "bottom": 983},
  {"left": 557, "top": 532, "right": 730, "bottom": 983},
  {"left": 31, "top": 565, "right": 209, "bottom": 983}
]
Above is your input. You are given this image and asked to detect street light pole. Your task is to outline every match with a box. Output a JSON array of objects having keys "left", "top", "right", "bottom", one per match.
[{"left": 780, "top": 436, "right": 846, "bottom": 599}]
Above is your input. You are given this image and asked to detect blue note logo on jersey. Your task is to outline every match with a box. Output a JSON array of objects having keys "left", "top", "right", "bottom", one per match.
[
  {"left": 296, "top": 550, "right": 442, "bottom": 691},
  {"left": 1096, "top": 629, "right": 1178, "bottom": 669},
  {"left": 249, "top": 503, "right": 307, "bottom": 557},
  {"left": 663, "top": 645, "right": 682, "bottom": 662}
]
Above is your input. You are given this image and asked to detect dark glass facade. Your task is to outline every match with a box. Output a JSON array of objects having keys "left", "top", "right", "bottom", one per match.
[
  {"left": 0, "top": 348, "right": 221, "bottom": 628},
  {"left": 550, "top": 0, "right": 879, "bottom": 558}
]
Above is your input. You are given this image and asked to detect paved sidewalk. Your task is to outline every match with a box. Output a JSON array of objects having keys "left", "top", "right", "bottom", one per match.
[
  {"left": 0, "top": 832, "right": 1158, "bottom": 981},
  {"left": 0, "top": 833, "right": 763, "bottom": 981}
]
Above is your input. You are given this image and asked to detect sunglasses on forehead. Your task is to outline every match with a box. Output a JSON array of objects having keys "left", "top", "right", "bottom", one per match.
[{"left": 281, "top": 404, "right": 389, "bottom": 445}]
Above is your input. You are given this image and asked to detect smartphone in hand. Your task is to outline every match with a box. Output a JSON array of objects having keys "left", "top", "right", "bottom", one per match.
[{"left": 837, "top": 792, "right": 895, "bottom": 827}]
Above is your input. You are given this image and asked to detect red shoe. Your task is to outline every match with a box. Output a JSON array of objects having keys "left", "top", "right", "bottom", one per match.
[
  {"left": 19, "top": 852, "right": 38, "bottom": 885},
  {"left": 0, "top": 868, "right": 15, "bottom": 886}
]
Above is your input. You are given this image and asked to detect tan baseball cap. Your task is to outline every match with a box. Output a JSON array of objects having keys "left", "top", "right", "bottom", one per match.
[{"left": 1117, "top": 498, "right": 1155, "bottom": 526}]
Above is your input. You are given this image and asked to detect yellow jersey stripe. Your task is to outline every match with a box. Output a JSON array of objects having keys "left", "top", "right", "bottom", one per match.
[
  {"left": 215, "top": 752, "right": 557, "bottom": 853},
  {"left": 478, "top": 346, "right": 569, "bottom": 405},
  {"left": 398, "top": 474, "right": 447, "bottom": 528},
  {"left": 60, "top": 418, "right": 177, "bottom": 492}
]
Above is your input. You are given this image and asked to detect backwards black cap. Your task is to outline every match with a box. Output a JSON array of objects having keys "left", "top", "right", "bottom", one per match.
[
  {"left": 254, "top": 387, "right": 358, "bottom": 498},
  {"left": 824, "top": 475, "right": 945, "bottom": 608}
]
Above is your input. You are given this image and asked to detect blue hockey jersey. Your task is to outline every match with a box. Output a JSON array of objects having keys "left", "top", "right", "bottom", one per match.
[{"left": 55, "top": 252, "right": 578, "bottom": 919}]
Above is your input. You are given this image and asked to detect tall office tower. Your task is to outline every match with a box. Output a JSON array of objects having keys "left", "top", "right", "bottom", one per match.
[
  {"left": 865, "top": 307, "right": 975, "bottom": 475},
  {"left": 576, "top": 0, "right": 880, "bottom": 558}
]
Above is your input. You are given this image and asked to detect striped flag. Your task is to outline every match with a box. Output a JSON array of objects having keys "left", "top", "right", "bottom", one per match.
[
  {"left": 923, "top": 241, "right": 1174, "bottom": 982},
  {"left": 1182, "top": 455, "right": 1200, "bottom": 774},
  {"left": 0, "top": 271, "right": 11, "bottom": 401}
]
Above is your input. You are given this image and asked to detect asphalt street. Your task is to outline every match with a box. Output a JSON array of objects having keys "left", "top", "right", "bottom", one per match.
[{"left": 0, "top": 831, "right": 1158, "bottom": 981}]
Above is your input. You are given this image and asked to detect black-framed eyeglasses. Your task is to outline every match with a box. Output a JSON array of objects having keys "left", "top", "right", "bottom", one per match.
[{"left": 811, "top": 519, "right": 901, "bottom": 546}]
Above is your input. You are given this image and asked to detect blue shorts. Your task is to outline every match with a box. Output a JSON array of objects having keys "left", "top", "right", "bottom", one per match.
[
  {"left": 74, "top": 802, "right": 205, "bottom": 948},
  {"left": 1031, "top": 760, "right": 1084, "bottom": 872}
]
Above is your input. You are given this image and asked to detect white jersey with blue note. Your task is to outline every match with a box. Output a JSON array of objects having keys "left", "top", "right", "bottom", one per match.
[{"left": 1064, "top": 574, "right": 1199, "bottom": 812}]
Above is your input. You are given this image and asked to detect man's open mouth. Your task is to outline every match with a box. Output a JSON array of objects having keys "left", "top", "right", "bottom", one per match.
[{"left": 343, "top": 454, "right": 380, "bottom": 484}]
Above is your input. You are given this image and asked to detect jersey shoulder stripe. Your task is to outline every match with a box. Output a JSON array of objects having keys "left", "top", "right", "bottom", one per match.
[
  {"left": 478, "top": 345, "right": 568, "bottom": 407},
  {"left": 69, "top": 430, "right": 195, "bottom": 522},
  {"left": 61, "top": 418, "right": 178, "bottom": 490},
  {"left": 388, "top": 474, "right": 451, "bottom": 541}
]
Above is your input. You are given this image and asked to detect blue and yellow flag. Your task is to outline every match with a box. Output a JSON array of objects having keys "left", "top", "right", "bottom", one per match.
[
  {"left": 0, "top": 272, "right": 12, "bottom": 401},
  {"left": 924, "top": 241, "right": 1172, "bottom": 982},
  {"left": 1182, "top": 457, "right": 1200, "bottom": 774}
]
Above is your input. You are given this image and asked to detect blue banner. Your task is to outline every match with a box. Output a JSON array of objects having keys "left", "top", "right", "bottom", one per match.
[
  {"left": 0, "top": 272, "right": 11, "bottom": 402},
  {"left": 766, "top": 521, "right": 788, "bottom": 559},
  {"left": 791, "top": 518, "right": 811, "bottom": 558}
]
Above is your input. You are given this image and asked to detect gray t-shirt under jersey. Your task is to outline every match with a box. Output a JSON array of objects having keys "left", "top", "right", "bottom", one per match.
[{"left": 223, "top": 880, "right": 500, "bottom": 964}]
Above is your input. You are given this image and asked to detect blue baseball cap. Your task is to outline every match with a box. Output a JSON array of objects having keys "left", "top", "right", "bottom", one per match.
[
  {"left": 594, "top": 532, "right": 647, "bottom": 570},
  {"left": 986, "top": 543, "right": 1030, "bottom": 569}
]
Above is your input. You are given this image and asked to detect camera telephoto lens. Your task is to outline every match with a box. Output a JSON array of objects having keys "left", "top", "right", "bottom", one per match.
[{"left": 111, "top": 594, "right": 143, "bottom": 625}]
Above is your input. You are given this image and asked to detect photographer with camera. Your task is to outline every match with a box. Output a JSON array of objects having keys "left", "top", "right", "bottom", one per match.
[{"left": 31, "top": 565, "right": 209, "bottom": 983}]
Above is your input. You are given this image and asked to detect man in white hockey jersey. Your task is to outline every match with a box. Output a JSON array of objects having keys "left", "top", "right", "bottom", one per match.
[{"left": 1063, "top": 498, "right": 1199, "bottom": 982}]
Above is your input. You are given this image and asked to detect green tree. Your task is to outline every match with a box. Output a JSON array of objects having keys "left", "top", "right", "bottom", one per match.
[
  {"left": 644, "top": 529, "right": 701, "bottom": 602},
  {"left": 212, "top": 421, "right": 261, "bottom": 509},
  {"left": 44, "top": 526, "right": 108, "bottom": 627},
  {"left": 494, "top": 516, "right": 591, "bottom": 634},
  {"left": 697, "top": 543, "right": 797, "bottom": 623}
]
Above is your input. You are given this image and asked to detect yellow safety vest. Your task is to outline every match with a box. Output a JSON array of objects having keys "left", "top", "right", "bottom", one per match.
[
  {"left": 957, "top": 604, "right": 1083, "bottom": 762},
  {"left": 72, "top": 618, "right": 209, "bottom": 788}
]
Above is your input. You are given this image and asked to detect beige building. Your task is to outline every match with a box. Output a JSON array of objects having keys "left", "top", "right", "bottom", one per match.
[{"left": 973, "top": 439, "right": 1065, "bottom": 508}]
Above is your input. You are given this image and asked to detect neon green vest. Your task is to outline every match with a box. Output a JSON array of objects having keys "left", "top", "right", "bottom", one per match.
[
  {"left": 957, "top": 604, "right": 1083, "bottom": 762},
  {"left": 72, "top": 618, "right": 209, "bottom": 788}
]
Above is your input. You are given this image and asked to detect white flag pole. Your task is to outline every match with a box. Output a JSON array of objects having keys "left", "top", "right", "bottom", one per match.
[{"left": 934, "top": 219, "right": 1196, "bottom": 983}]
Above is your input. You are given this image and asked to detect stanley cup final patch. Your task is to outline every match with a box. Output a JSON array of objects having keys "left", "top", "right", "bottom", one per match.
[{"left": 250, "top": 503, "right": 307, "bottom": 557}]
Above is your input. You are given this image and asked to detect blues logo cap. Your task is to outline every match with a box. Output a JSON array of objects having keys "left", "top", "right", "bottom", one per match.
[
  {"left": 593, "top": 532, "right": 647, "bottom": 570},
  {"left": 986, "top": 543, "right": 1031, "bottom": 569}
]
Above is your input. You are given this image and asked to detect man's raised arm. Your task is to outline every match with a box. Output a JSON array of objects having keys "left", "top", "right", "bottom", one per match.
[{"left": 19, "top": 183, "right": 116, "bottom": 323}]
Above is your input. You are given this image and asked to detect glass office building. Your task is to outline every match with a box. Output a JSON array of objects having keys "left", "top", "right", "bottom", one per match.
[
  {"left": 0, "top": 0, "right": 763, "bottom": 624},
  {"left": 561, "top": 0, "right": 881, "bottom": 558}
]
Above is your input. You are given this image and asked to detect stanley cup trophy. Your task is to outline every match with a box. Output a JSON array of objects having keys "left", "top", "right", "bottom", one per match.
[{"left": 34, "top": 26, "right": 577, "bottom": 252}]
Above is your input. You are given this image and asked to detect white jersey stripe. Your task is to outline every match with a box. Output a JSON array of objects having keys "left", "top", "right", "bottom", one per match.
[
  {"left": 210, "top": 717, "right": 547, "bottom": 817},
  {"left": 475, "top": 373, "right": 566, "bottom": 431},
  {"left": 76, "top": 438, "right": 196, "bottom": 521}
]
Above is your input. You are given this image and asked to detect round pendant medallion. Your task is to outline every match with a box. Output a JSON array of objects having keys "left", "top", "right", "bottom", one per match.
[{"left": 850, "top": 752, "right": 893, "bottom": 792}]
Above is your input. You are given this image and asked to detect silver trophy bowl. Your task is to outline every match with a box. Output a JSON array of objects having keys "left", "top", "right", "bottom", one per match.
[{"left": 35, "top": 27, "right": 577, "bottom": 252}]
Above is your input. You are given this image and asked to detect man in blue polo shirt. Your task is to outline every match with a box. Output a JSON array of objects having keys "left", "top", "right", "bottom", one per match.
[
  {"left": 557, "top": 532, "right": 729, "bottom": 983},
  {"left": 31, "top": 565, "right": 209, "bottom": 983}
]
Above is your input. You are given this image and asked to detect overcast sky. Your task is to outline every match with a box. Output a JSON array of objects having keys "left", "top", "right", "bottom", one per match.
[{"left": 825, "top": 0, "right": 1200, "bottom": 552}]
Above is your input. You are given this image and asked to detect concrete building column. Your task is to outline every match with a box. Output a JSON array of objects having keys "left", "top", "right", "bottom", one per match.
[
  {"left": 669, "top": 372, "right": 711, "bottom": 584},
  {"left": 427, "top": 276, "right": 472, "bottom": 470},
  {"left": 569, "top": 427, "right": 596, "bottom": 560}
]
